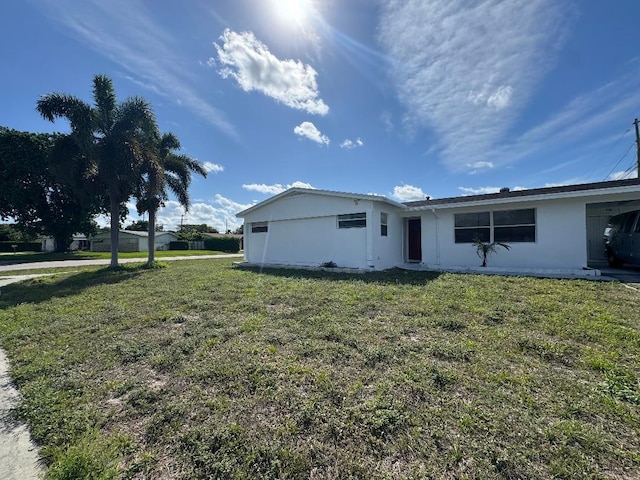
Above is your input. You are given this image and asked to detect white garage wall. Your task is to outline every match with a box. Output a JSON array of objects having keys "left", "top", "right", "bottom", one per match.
[{"left": 247, "top": 215, "right": 369, "bottom": 269}]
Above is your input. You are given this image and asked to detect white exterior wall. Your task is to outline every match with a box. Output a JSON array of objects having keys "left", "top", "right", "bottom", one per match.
[
  {"left": 242, "top": 193, "right": 403, "bottom": 270},
  {"left": 418, "top": 198, "right": 589, "bottom": 269},
  {"left": 370, "top": 204, "right": 404, "bottom": 269}
]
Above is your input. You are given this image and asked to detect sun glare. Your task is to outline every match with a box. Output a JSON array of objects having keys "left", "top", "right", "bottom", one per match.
[{"left": 271, "top": 0, "right": 315, "bottom": 28}]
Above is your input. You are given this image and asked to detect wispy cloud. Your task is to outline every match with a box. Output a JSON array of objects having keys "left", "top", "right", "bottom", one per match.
[
  {"left": 36, "top": 0, "right": 237, "bottom": 138},
  {"left": 466, "top": 161, "right": 494, "bottom": 175},
  {"left": 294, "top": 121, "right": 330, "bottom": 145},
  {"left": 202, "top": 162, "right": 224, "bottom": 174},
  {"left": 340, "top": 138, "right": 363, "bottom": 149},
  {"left": 377, "top": 0, "right": 573, "bottom": 171},
  {"left": 243, "top": 181, "right": 315, "bottom": 195},
  {"left": 391, "top": 185, "right": 429, "bottom": 201},
  {"left": 215, "top": 29, "right": 329, "bottom": 115}
]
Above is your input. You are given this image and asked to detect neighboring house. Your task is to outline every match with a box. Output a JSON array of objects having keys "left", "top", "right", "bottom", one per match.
[
  {"left": 236, "top": 178, "right": 640, "bottom": 272},
  {"left": 41, "top": 234, "right": 89, "bottom": 252},
  {"left": 90, "top": 230, "right": 178, "bottom": 252}
]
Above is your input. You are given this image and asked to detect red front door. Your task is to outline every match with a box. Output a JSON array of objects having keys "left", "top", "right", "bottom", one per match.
[{"left": 408, "top": 218, "right": 422, "bottom": 261}]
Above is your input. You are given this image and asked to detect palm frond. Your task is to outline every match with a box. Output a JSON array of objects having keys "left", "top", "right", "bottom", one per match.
[
  {"left": 36, "top": 94, "right": 93, "bottom": 134},
  {"left": 92, "top": 75, "right": 117, "bottom": 134}
]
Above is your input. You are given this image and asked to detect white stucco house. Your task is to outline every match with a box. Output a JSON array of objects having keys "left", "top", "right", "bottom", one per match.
[
  {"left": 236, "top": 178, "right": 640, "bottom": 273},
  {"left": 90, "top": 230, "right": 178, "bottom": 252}
]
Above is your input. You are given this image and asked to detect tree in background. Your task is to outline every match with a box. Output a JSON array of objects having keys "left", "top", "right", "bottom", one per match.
[
  {"left": 0, "top": 127, "right": 99, "bottom": 251},
  {"left": 37, "top": 75, "right": 157, "bottom": 267},
  {"left": 136, "top": 132, "right": 206, "bottom": 264}
]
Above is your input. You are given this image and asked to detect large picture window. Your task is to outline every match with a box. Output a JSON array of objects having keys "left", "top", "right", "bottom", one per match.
[
  {"left": 251, "top": 222, "right": 268, "bottom": 233},
  {"left": 454, "top": 212, "right": 490, "bottom": 243},
  {"left": 494, "top": 209, "right": 536, "bottom": 242},
  {"left": 454, "top": 209, "right": 536, "bottom": 243},
  {"left": 338, "top": 212, "right": 366, "bottom": 229}
]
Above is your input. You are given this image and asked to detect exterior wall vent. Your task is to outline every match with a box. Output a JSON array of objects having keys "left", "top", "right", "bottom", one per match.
[{"left": 499, "top": 187, "right": 510, "bottom": 193}]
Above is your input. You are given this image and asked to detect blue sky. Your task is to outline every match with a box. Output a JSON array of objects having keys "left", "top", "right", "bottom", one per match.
[{"left": 1, "top": 0, "right": 639, "bottom": 232}]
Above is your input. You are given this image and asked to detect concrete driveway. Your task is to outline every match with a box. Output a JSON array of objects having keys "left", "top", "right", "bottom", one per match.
[{"left": 599, "top": 265, "right": 640, "bottom": 286}]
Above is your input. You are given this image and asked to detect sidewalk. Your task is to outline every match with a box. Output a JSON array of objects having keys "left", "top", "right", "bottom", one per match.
[
  {"left": 0, "top": 350, "right": 43, "bottom": 480},
  {"left": 0, "top": 254, "right": 243, "bottom": 273}
]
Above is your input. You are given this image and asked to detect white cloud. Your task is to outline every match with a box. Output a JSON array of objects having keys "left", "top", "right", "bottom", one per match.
[
  {"left": 609, "top": 168, "right": 638, "bottom": 181},
  {"left": 215, "top": 29, "right": 329, "bottom": 115},
  {"left": 156, "top": 196, "right": 253, "bottom": 232},
  {"left": 377, "top": 0, "right": 572, "bottom": 170},
  {"left": 242, "top": 181, "right": 315, "bottom": 195},
  {"left": 202, "top": 162, "right": 224, "bottom": 173},
  {"left": 466, "top": 161, "right": 494, "bottom": 174},
  {"left": 294, "top": 121, "right": 330, "bottom": 145},
  {"left": 391, "top": 185, "right": 429, "bottom": 201},
  {"left": 340, "top": 138, "right": 364, "bottom": 149},
  {"left": 458, "top": 186, "right": 501, "bottom": 196},
  {"left": 38, "top": 0, "right": 237, "bottom": 138}
]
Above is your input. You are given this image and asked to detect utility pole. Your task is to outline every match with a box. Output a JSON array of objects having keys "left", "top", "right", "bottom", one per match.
[{"left": 634, "top": 118, "right": 640, "bottom": 178}]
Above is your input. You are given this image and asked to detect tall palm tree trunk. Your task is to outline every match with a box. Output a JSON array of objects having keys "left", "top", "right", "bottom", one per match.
[
  {"left": 147, "top": 208, "right": 156, "bottom": 264},
  {"left": 109, "top": 195, "right": 120, "bottom": 269}
]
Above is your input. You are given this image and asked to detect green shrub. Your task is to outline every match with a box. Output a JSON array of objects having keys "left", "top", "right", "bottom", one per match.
[
  {"left": 169, "top": 241, "right": 189, "bottom": 250},
  {"left": 203, "top": 237, "right": 240, "bottom": 253}
]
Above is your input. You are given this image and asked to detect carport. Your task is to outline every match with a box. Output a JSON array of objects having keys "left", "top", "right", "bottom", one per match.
[{"left": 586, "top": 199, "right": 640, "bottom": 267}]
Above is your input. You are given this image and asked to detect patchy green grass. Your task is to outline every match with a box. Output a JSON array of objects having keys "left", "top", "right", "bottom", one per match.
[
  {"left": 0, "top": 249, "right": 239, "bottom": 265},
  {"left": 0, "top": 260, "right": 638, "bottom": 479}
]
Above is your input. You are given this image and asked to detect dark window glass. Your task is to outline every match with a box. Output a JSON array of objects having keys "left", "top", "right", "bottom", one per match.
[
  {"left": 494, "top": 226, "right": 536, "bottom": 242},
  {"left": 455, "top": 212, "right": 490, "bottom": 228},
  {"left": 251, "top": 223, "right": 268, "bottom": 233},
  {"left": 493, "top": 209, "right": 535, "bottom": 226},
  {"left": 455, "top": 228, "right": 490, "bottom": 243},
  {"left": 621, "top": 213, "right": 637, "bottom": 233},
  {"left": 634, "top": 213, "right": 640, "bottom": 233},
  {"left": 380, "top": 212, "right": 388, "bottom": 236},
  {"left": 338, "top": 212, "right": 366, "bottom": 229}
]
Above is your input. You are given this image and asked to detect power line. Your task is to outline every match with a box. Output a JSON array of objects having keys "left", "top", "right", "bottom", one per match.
[
  {"left": 603, "top": 141, "right": 635, "bottom": 181},
  {"left": 592, "top": 127, "right": 629, "bottom": 180}
]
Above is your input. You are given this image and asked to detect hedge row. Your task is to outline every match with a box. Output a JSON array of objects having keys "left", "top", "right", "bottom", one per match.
[
  {"left": 169, "top": 241, "right": 189, "bottom": 250},
  {"left": 0, "top": 241, "right": 42, "bottom": 252},
  {"left": 204, "top": 237, "right": 241, "bottom": 253}
]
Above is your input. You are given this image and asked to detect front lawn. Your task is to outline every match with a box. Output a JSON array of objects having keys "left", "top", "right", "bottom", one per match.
[{"left": 0, "top": 260, "right": 638, "bottom": 479}]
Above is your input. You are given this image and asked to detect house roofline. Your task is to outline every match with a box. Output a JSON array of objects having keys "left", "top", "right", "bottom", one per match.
[
  {"left": 404, "top": 178, "right": 640, "bottom": 211},
  {"left": 236, "top": 187, "right": 406, "bottom": 217}
]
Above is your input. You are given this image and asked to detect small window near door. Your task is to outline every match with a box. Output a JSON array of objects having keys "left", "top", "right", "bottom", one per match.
[
  {"left": 251, "top": 222, "right": 268, "bottom": 233},
  {"left": 380, "top": 212, "right": 388, "bottom": 236},
  {"left": 338, "top": 212, "right": 366, "bottom": 228}
]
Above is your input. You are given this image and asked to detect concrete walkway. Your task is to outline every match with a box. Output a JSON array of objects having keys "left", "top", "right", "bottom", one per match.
[{"left": 0, "top": 350, "right": 43, "bottom": 479}]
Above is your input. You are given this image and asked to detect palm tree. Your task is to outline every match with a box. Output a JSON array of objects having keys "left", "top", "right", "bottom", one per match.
[
  {"left": 473, "top": 238, "right": 510, "bottom": 267},
  {"left": 37, "top": 75, "right": 157, "bottom": 268},
  {"left": 137, "top": 132, "right": 207, "bottom": 264}
]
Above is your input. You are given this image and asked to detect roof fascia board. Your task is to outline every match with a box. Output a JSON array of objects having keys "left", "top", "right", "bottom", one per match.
[
  {"left": 237, "top": 188, "right": 405, "bottom": 217},
  {"left": 405, "top": 184, "right": 640, "bottom": 212}
]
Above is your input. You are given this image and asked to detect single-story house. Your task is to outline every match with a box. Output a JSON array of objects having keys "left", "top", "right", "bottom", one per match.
[
  {"left": 236, "top": 178, "right": 640, "bottom": 273},
  {"left": 41, "top": 234, "right": 89, "bottom": 252},
  {"left": 90, "top": 230, "right": 178, "bottom": 252}
]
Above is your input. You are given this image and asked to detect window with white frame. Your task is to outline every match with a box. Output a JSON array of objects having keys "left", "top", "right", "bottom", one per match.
[
  {"left": 251, "top": 222, "right": 268, "bottom": 233},
  {"left": 338, "top": 212, "right": 366, "bottom": 229},
  {"left": 380, "top": 212, "right": 388, "bottom": 236},
  {"left": 454, "top": 208, "right": 536, "bottom": 243}
]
